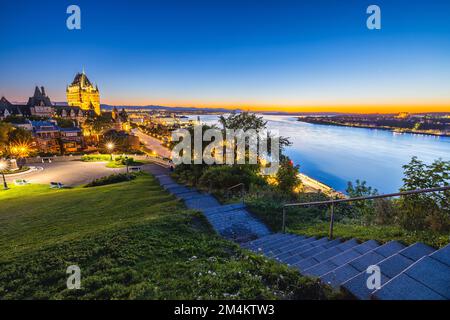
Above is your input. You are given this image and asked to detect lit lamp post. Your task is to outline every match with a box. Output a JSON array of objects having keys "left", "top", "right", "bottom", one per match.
[
  {"left": 106, "top": 142, "right": 115, "bottom": 161},
  {"left": 0, "top": 160, "right": 9, "bottom": 190}
]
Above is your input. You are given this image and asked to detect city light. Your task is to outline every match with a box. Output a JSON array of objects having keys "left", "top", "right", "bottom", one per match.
[
  {"left": 9, "top": 142, "right": 31, "bottom": 158},
  {"left": 106, "top": 142, "right": 115, "bottom": 161},
  {"left": 106, "top": 142, "right": 115, "bottom": 151}
]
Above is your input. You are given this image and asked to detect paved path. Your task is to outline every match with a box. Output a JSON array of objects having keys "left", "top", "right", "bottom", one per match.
[
  {"left": 145, "top": 164, "right": 271, "bottom": 242},
  {"left": 133, "top": 129, "right": 172, "bottom": 159},
  {"left": 5, "top": 161, "right": 126, "bottom": 186}
]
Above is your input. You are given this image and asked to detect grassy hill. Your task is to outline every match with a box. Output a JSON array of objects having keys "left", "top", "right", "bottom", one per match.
[{"left": 0, "top": 174, "right": 335, "bottom": 299}]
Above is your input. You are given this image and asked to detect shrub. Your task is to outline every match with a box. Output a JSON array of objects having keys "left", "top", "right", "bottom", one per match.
[
  {"left": 85, "top": 173, "right": 136, "bottom": 187},
  {"left": 81, "top": 154, "right": 111, "bottom": 162},
  {"left": 399, "top": 157, "right": 450, "bottom": 231},
  {"left": 198, "top": 165, "right": 265, "bottom": 192},
  {"left": 275, "top": 157, "right": 302, "bottom": 197}
]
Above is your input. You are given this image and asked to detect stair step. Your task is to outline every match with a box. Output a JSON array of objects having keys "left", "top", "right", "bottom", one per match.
[
  {"left": 246, "top": 234, "right": 298, "bottom": 250},
  {"left": 253, "top": 235, "right": 311, "bottom": 254},
  {"left": 320, "top": 241, "right": 405, "bottom": 287},
  {"left": 283, "top": 238, "right": 343, "bottom": 266},
  {"left": 166, "top": 186, "right": 194, "bottom": 195},
  {"left": 204, "top": 203, "right": 247, "bottom": 215},
  {"left": 163, "top": 183, "right": 182, "bottom": 189},
  {"left": 263, "top": 237, "right": 317, "bottom": 256},
  {"left": 185, "top": 196, "right": 220, "bottom": 210},
  {"left": 243, "top": 233, "right": 292, "bottom": 248},
  {"left": 177, "top": 191, "right": 204, "bottom": 200},
  {"left": 372, "top": 244, "right": 450, "bottom": 300},
  {"left": 294, "top": 239, "right": 359, "bottom": 271},
  {"left": 303, "top": 240, "right": 379, "bottom": 277},
  {"left": 272, "top": 237, "right": 330, "bottom": 260},
  {"left": 371, "top": 273, "right": 446, "bottom": 300},
  {"left": 342, "top": 242, "right": 436, "bottom": 300}
]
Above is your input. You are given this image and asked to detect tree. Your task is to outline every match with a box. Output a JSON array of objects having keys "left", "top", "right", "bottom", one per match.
[
  {"left": 218, "top": 112, "right": 267, "bottom": 132},
  {"left": 346, "top": 180, "right": 378, "bottom": 224},
  {"left": 0, "top": 122, "right": 13, "bottom": 155},
  {"left": 276, "top": 157, "right": 301, "bottom": 197},
  {"left": 399, "top": 157, "right": 450, "bottom": 231},
  {"left": 84, "top": 114, "right": 113, "bottom": 138}
]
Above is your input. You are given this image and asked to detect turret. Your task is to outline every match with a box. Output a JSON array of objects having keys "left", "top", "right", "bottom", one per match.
[{"left": 34, "top": 86, "right": 41, "bottom": 97}]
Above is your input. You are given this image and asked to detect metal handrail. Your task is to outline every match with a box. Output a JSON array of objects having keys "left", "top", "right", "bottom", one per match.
[
  {"left": 281, "top": 185, "right": 450, "bottom": 237},
  {"left": 227, "top": 182, "right": 245, "bottom": 204}
]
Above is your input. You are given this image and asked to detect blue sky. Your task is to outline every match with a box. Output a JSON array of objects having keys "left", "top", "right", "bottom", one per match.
[{"left": 1, "top": 0, "right": 449, "bottom": 112}]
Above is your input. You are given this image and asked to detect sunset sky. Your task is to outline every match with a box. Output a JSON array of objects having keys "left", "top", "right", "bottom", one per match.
[{"left": 1, "top": 0, "right": 449, "bottom": 113}]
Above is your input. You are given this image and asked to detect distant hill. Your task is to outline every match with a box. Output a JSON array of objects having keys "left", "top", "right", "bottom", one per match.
[
  {"left": 99, "top": 104, "right": 349, "bottom": 116},
  {"left": 100, "top": 104, "right": 241, "bottom": 113}
]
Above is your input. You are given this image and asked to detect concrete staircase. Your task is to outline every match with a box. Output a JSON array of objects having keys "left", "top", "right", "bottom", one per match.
[
  {"left": 244, "top": 233, "right": 450, "bottom": 300},
  {"left": 152, "top": 172, "right": 270, "bottom": 242},
  {"left": 146, "top": 165, "right": 450, "bottom": 300}
]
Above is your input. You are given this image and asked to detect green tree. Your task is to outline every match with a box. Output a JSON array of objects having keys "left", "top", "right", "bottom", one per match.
[
  {"left": 276, "top": 157, "right": 301, "bottom": 197},
  {"left": 218, "top": 112, "right": 267, "bottom": 131},
  {"left": 346, "top": 180, "right": 378, "bottom": 225},
  {"left": 399, "top": 157, "right": 450, "bottom": 231}
]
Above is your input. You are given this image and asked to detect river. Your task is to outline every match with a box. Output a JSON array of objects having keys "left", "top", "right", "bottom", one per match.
[{"left": 189, "top": 114, "right": 450, "bottom": 193}]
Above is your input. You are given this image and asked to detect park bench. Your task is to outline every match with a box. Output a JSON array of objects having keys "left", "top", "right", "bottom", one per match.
[
  {"left": 14, "top": 179, "right": 30, "bottom": 186},
  {"left": 50, "top": 182, "right": 64, "bottom": 189}
]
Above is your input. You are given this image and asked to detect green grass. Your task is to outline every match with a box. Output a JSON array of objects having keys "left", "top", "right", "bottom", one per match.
[
  {"left": 248, "top": 202, "right": 450, "bottom": 249},
  {"left": 0, "top": 175, "right": 336, "bottom": 300},
  {"left": 4, "top": 166, "right": 30, "bottom": 175},
  {"left": 105, "top": 160, "right": 144, "bottom": 168}
]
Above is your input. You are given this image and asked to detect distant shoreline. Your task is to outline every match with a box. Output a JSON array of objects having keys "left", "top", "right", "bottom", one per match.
[
  {"left": 297, "top": 119, "right": 450, "bottom": 138},
  {"left": 299, "top": 173, "right": 346, "bottom": 198}
]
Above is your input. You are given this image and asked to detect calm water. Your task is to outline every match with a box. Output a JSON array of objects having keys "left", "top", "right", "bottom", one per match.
[{"left": 189, "top": 114, "right": 450, "bottom": 193}]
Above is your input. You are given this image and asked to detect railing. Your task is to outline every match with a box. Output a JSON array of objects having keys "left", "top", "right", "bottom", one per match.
[
  {"left": 227, "top": 182, "right": 245, "bottom": 204},
  {"left": 281, "top": 185, "right": 450, "bottom": 238}
]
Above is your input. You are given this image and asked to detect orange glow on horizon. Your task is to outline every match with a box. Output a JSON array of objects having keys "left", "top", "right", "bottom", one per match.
[{"left": 102, "top": 98, "right": 450, "bottom": 114}]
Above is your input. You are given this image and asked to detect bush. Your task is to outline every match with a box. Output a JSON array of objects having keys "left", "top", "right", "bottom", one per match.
[
  {"left": 85, "top": 173, "right": 136, "bottom": 187},
  {"left": 275, "top": 157, "right": 301, "bottom": 196},
  {"left": 81, "top": 154, "right": 111, "bottom": 162},
  {"left": 198, "top": 165, "right": 265, "bottom": 192},
  {"left": 398, "top": 157, "right": 450, "bottom": 232}
]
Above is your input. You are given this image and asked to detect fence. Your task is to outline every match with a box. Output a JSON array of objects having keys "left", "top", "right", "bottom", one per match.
[{"left": 282, "top": 186, "right": 450, "bottom": 238}]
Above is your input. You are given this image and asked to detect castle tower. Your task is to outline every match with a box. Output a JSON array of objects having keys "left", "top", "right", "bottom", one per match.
[{"left": 66, "top": 70, "right": 101, "bottom": 115}]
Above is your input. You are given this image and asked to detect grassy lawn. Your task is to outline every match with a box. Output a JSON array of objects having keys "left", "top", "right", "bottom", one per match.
[
  {"left": 248, "top": 203, "right": 450, "bottom": 249},
  {"left": 105, "top": 160, "right": 145, "bottom": 168},
  {"left": 4, "top": 166, "right": 30, "bottom": 175},
  {"left": 80, "top": 154, "right": 146, "bottom": 168},
  {"left": 0, "top": 174, "right": 335, "bottom": 300}
]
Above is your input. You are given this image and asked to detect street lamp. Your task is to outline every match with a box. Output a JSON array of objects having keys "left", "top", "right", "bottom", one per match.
[
  {"left": 106, "top": 142, "right": 115, "bottom": 161},
  {"left": 0, "top": 160, "right": 9, "bottom": 190}
]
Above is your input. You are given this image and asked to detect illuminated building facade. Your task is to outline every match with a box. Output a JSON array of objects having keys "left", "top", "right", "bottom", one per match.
[{"left": 66, "top": 71, "right": 101, "bottom": 115}]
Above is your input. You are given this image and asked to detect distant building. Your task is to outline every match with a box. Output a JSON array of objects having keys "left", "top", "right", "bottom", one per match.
[
  {"left": 0, "top": 96, "right": 31, "bottom": 119},
  {"left": 67, "top": 71, "right": 101, "bottom": 116},
  {"left": 31, "top": 120, "right": 61, "bottom": 154},
  {"left": 27, "top": 86, "right": 54, "bottom": 117},
  {"left": 59, "top": 127, "right": 84, "bottom": 153},
  {"left": 1, "top": 87, "right": 92, "bottom": 124},
  {"left": 110, "top": 107, "right": 130, "bottom": 131},
  {"left": 29, "top": 120, "right": 84, "bottom": 154}
]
